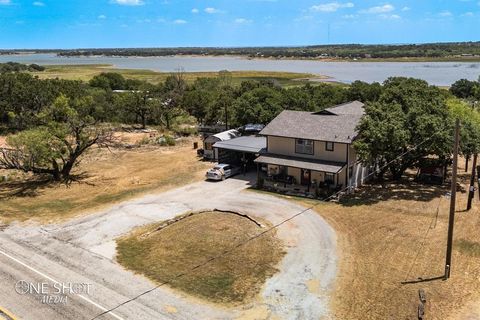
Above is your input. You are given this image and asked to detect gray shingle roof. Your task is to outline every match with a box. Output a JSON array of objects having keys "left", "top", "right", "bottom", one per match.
[
  {"left": 321, "top": 101, "right": 365, "bottom": 115},
  {"left": 260, "top": 101, "right": 365, "bottom": 144}
]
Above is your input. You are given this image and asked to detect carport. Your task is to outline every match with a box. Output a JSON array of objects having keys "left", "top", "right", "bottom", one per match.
[{"left": 213, "top": 136, "right": 266, "bottom": 173}]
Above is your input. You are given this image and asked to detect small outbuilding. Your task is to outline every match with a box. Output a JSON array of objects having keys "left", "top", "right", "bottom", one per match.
[{"left": 203, "top": 129, "right": 241, "bottom": 160}]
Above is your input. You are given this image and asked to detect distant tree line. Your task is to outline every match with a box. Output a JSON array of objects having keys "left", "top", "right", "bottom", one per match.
[{"left": 41, "top": 42, "right": 480, "bottom": 59}]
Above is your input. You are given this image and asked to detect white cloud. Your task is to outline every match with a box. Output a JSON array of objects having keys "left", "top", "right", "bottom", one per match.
[
  {"left": 439, "top": 10, "right": 452, "bottom": 17},
  {"left": 342, "top": 14, "right": 358, "bottom": 19},
  {"left": 111, "top": 0, "right": 144, "bottom": 6},
  {"left": 235, "top": 18, "right": 253, "bottom": 24},
  {"left": 401, "top": 6, "right": 410, "bottom": 11},
  {"left": 0, "top": 0, "right": 11, "bottom": 5},
  {"left": 191, "top": 8, "right": 199, "bottom": 13},
  {"left": 379, "top": 14, "right": 401, "bottom": 19},
  {"left": 310, "top": 2, "right": 354, "bottom": 12},
  {"left": 360, "top": 4, "right": 395, "bottom": 14},
  {"left": 204, "top": 7, "right": 221, "bottom": 14},
  {"left": 462, "top": 11, "right": 474, "bottom": 16},
  {"left": 98, "top": 14, "right": 107, "bottom": 19},
  {"left": 173, "top": 19, "right": 187, "bottom": 24},
  {"left": 33, "top": 1, "right": 45, "bottom": 6}
]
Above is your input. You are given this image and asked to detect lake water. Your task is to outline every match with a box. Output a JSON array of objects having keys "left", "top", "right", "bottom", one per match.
[{"left": 1, "top": 53, "right": 479, "bottom": 86}]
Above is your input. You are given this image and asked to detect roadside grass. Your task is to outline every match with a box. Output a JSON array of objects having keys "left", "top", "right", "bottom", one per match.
[
  {"left": 0, "top": 141, "right": 211, "bottom": 223},
  {"left": 31, "top": 65, "right": 322, "bottom": 87},
  {"left": 247, "top": 164, "right": 480, "bottom": 319},
  {"left": 282, "top": 169, "right": 480, "bottom": 319},
  {"left": 116, "top": 211, "right": 284, "bottom": 304}
]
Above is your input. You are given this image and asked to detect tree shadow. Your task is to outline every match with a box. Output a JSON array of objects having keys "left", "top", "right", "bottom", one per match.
[
  {"left": 340, "top": 176, "right": 457, "bottom": 207},
  {"left": 401, "top": 275, "right": 445, "bottom": 285},
  {"left": 0, "top": 172, "right": 94, "bottom": 199},
  {"left": 0, "top": 179, "right": 52, "bottom": 199}
]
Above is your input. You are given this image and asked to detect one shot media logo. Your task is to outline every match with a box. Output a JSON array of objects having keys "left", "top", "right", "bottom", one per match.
[{"left": 14, "top": 280, "right": 92, "bottom": 305}]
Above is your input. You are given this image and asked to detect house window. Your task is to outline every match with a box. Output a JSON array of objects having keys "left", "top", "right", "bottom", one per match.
[
  {"left": 295, "top": 139, "right": 314, "bottom": 155},
  {"left": 326, "top": 141, "right": 334, "bottom": 152}
]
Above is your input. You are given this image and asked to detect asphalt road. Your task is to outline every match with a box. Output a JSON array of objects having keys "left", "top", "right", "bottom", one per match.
[{"left": 0, "top": 173, "right": 337, "bottom": 320}]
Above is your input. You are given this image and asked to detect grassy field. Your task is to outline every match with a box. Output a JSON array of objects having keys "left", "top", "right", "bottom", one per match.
[
  {"left": 31, "top": 64, "right": 325, "bottom": 87},
  {"left": 0, "top": 139, "right": 211, "bottom": 223},
  {"left": 116, "top": 210, "right": 284, "bottom": 304},
  {"left": 282, "top": 165, "right": 480, "bottom": 319}
]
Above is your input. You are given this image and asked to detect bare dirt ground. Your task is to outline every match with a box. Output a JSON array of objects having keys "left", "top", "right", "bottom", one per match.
[
  {"left": 0, "top": 136, "right": 7, "bottom": 148},
  {"left": 0, "top": 137, "right": 211, "bottom": 223},
  {"left": 293, "top": 163, "right": 480, "bottom": 320}
]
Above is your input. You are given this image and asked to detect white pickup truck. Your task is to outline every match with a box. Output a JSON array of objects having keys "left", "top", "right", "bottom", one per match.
[{"left": 206, "top": 164, "right": 241, "bottom": 181}]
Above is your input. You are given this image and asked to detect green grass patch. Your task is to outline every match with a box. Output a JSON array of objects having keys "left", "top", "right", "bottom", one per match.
[
  {"left": 117, "top": 211, "right": 284, "bottom": 303},
  {"left": 456, "top": 239, "right": 480, "bottom": 257},
  {"left": 35, "top": 65, "right": 324, "bottom": 87}
]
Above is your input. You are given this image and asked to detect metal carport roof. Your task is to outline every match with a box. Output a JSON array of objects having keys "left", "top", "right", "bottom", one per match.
[
  {"left": 213, "top": 136, "right": 266, "bottom": 154},
  {"left": 254, "top": 154, "right": 345, "bottom": 173}
]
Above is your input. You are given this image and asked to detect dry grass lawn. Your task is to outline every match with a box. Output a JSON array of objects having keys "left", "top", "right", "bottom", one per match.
[
  {"left": 31, "top": 65, "right": 319, "bottom": 87},
  {"left": 291, "top": 165, "right": 480, "bottom": 319},
  {"left": 0, "top": 140, "right": 211, "bottom": 223},
  {"left": 116, "top": 211, "right": 284, "bottom": 304}
]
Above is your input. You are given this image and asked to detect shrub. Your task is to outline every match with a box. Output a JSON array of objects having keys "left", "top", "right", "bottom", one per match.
[{"left": 159, "top": 135, "right": 176, "bottom": 146}]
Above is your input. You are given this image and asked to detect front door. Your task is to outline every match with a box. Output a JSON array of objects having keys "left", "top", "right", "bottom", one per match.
[{"left": 301, "top": 169, "right": 311, "bottom": 186}]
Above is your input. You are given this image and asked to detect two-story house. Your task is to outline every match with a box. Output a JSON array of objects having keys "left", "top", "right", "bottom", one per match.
[{"left": 254, "top": 101, "right": 368, "bottom": 191}]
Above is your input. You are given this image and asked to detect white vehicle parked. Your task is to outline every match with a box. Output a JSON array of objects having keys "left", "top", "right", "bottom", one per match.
[{"left": 206, "top": 164, "right": 241, "bottom": 181}]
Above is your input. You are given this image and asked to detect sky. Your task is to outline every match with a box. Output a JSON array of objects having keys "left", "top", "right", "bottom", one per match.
[{"left": 0, "top": 0, "right": 479, "bottom": 49}]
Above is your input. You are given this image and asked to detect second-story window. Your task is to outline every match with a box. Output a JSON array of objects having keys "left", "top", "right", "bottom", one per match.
[
  {"left": 295, "top": 139, "right": 314, "bottom": 155},
  {"left": 326, "top": 141, "right": 334, "bottom": 152}
]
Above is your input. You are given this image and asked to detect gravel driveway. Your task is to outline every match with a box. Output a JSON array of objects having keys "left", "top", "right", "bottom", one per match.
[{"left": 0, "top": 173, "right": 337, "bottom": 320}]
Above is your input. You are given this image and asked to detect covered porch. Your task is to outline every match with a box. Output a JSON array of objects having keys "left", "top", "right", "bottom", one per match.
[{"left": 254, "top": 154, "right": 347, "bottom": 198}]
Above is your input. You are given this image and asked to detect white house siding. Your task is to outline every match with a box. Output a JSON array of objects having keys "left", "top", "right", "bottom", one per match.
[
  {"left": 267, "top": 136, "right": 348, "bottom": 163},
  {"left": 348, "top": 145, "right": 357, "bottom": 166},
  {"left": 337, "top": 167, "right": 347, "bottom": 188}
]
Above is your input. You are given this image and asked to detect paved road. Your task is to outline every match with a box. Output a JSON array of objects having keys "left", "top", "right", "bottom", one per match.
[{"left": 0, "top": 174, "right": 337, "bottom": 320}]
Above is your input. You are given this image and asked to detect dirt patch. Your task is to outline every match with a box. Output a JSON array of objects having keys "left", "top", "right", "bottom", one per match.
[
  {"left": 116, "top": 210, "right": 285, "bottom": 304},
  {"left": 0, "top": 136, "right": 7, "bottom": 148},
  {"left": 293, "top": 167, "right": 480, "bottom": 319},
  {"left": 0, "top": 141, "right": 211, "bottom": 223}
]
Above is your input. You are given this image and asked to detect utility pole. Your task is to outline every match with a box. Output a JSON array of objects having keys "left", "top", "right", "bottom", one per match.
[
  {"left": 467, "top": 153, "right": 478, "bottom": 210},
  {"left": 445, "top": 119, "right": 460, "bottom": 280}
]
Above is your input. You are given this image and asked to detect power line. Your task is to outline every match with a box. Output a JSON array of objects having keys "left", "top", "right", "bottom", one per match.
[
  {"left": 403, "top": 196, "right": 443, "bottom": 282},
  {"left": 90, "top": 134, "right": 439, "bottom": 320}
]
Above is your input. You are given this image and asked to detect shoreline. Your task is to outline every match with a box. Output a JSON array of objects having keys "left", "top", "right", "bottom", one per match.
[{"left": 2, "top": 52, "right": 480, "bottom": 63}]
